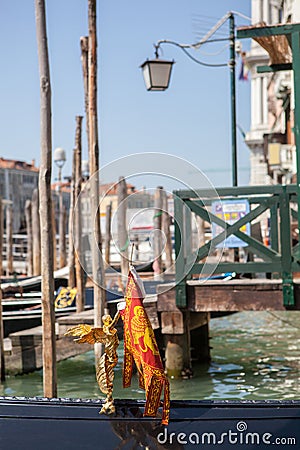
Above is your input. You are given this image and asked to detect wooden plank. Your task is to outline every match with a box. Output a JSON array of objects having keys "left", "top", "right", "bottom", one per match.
[
  {"left": 157, "top": 279, "right": 300, "bottom": 311},
  {"left": 161, "top": 311, "right": 183, "bottom": 334},
  {"left": 193, "top": 288, "right": 284, "bottom": 311},
  {"left": 145, "top": 306, "right": 159, "bottom": 330},
  {"left": 157, "top": 288, "right": 177, "bottom": 312},
  {"left": 188, "top": 278, "right": 282, "bottom": 289},
  {"left": 57, "top": 309, "right": 94, "bottom": 336},
  {"left": 143, "top": 294, "right": 158, "bottom": 308}
]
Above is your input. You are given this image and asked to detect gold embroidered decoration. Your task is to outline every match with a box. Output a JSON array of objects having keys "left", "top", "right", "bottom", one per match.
[{"left": 65, "top": 311, "right": 120, "bottom": 415}]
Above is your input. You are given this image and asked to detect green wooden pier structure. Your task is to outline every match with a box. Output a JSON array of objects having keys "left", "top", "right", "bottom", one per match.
[{"left": 158, "top": 23, "right": 300, "bottom": 373}]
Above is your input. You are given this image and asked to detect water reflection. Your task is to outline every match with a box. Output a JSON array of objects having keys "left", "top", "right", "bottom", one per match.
[{"left": 1, "top": 311, "right": 299, "bottom": 400}]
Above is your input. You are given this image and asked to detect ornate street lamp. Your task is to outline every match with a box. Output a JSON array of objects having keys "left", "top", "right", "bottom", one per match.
[
  {"left": 82, "top": 159, "right": 90, "bottom": 180},
  {"left": 54, "top": 147, "right": 66, "bottom": 181},
  {"left": 141, "top": 12, "right": 239, "bottom": 186},
  {"left": 140, "top": 57, "right": 174, "bottom": 91}
]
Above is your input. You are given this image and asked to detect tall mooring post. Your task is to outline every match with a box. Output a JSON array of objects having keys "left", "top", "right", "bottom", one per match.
[
  {"left": 25, "top": 200, "right": 33, "bottom": 277},
  {"left": 117, "top": 176, "right": 129, "bottom": 282},
  {"left": 31, "top": 189, "right": 41, "bottom": 276},
  {"left": 68, "top": 148, "right": 76, "bottom": 289},
  {"left": 153, "top": 186, "right": 164, "bottom": 277},
  {"left": 74, "top": 115, "right": 85, "bottom": 313},
  {"left": 87, "top": 0, "right": 106, "bottom": 361},
  {"left": 35, "top": 0, "right": 57, "bottom": 397}
]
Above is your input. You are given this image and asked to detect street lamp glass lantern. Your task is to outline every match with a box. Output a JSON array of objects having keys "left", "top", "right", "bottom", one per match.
[
  {"left": 54, "top": 147, "right": 66, "bottom": 168},
  {"left": 82, "top": 159, "right": 89, "bottom": 178},
  {"left": 140, "top": 59, "right": 174, "bottom": 91}
]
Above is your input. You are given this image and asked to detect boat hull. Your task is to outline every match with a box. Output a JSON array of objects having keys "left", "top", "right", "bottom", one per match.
[{"left": 0, "top": 397, "right": 299, "bottom": 449}]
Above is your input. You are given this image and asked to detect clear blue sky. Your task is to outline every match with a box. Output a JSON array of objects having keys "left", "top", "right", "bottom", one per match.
[{"left": 0, "top": 0, "right": 251, "bottom": 189}]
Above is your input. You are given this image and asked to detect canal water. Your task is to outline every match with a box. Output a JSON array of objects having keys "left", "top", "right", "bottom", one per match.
[{"left": 1, "top": 311, "right": 299, "bottom": 400}]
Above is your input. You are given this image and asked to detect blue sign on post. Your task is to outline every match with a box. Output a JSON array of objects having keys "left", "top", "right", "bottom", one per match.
[{"left": 212, "top": 199, "right": 250, "bottom": 248}]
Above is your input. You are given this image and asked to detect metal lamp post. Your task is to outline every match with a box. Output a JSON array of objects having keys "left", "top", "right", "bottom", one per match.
[
  {"left": 141, "top": 12, "right": 238, "bottom": 186},
  {"left": 54, "top": 147, "right": 67, "bottom": 269}
]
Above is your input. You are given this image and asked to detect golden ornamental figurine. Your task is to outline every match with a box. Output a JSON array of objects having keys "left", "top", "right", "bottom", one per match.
[{"left": 65, "top": 310, "right": 121, "bottom": 415}]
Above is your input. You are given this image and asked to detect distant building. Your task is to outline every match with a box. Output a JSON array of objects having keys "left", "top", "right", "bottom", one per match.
[
  {"left": 99, "top": 182, "right": 154, "bottom": 212},
  {"left": 81, "top": 180, "right": 155, "bottom": 237},
  {"left": 0, "top": 157, "right": 39, "bottom": 232}
]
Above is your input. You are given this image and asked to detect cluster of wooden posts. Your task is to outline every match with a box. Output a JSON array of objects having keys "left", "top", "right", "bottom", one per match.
[
  {"left": 25, "top": 0, "right": 103, "bottom": 397},
  {"left": 0, "top": 0, "right": 177, "bottom": 395}
]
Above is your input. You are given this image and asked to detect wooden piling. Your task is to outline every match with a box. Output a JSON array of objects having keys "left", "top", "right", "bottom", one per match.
[
  {"left": 105, "top": 202, "right": 112, "bottom": 265},
  {"left": 117, "top": 176, "right": 129, "bottom": 280},
  {"left": 68, "top": 149, "right": 76, "bottom": 288},
  {"left": 80, "top": 36, "right": 89, "bottom": 149},
  {"left": 35, "top": 0, "right": 57, "bottom": 397},
  {"left": 191, "top": 322, "right": 211, "bottom": 363},
  {"left": 162, "top": 190, "right": 173, "bottom": 271},
  {"left": 165, "top": 341, "right": 183, "bottom": 378},
  {"left": 88, "top": 0, "right": 106, "bottom": 360},
  {"left": 164, "top": 311, "right": 192, "bottom": 378},
  {"left": 59, "top": 193, "right": 66, "bottom": 269},
  {"left": 6, "top": 204, "right": 13, "bottom": 276},
  {"left": 31, "top": 189, "right": 41, "bottom": 275},
  {"left": 197, "top": 216, "right": 206, "bottom": 248},
  {"left": 74, "top": 115, "right": 85, "bottom": 313},
  {"left": 0, "top": 198, "right": 5, "bottom": 381},
  {"left": 153, "top": 186, "right": 164, "bottom": 276},
  {"left": 52, "top": 202, "right": 57, "bottom": 271},
  {"left": 25, "top": 200, "right": 33, "bottom": 277}
]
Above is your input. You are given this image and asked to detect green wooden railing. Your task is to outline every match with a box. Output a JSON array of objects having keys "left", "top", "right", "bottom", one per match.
[{"left": 173, "top": 184, "right": 300, "bottom": 308}]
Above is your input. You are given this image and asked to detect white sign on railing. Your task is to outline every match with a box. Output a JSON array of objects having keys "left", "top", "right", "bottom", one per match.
[{"left": 212, "top": 199, "right": 250, "bottom": 248}]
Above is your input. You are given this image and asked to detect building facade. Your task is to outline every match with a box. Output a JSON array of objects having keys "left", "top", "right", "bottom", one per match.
[
  {"left": 0, "top": 157, "right": 39, "bottom": 232},
  {"left": 245, "top": 0, "right": 300, "bottom": 185}
]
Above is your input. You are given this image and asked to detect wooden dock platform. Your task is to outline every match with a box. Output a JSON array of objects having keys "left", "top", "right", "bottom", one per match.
[
  {"left": 157, "top": 278, "right": 300, "bottom": 312},
  {"left": 3, "top": 297, "right": 163, "bottom": 375},
  {"left": 4, "top": 277, "right": 300, "bottom": 375},
  {"left": 4, "top": 310, "right": 92, "bottom": 375}
]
